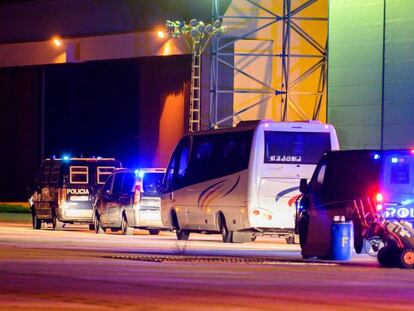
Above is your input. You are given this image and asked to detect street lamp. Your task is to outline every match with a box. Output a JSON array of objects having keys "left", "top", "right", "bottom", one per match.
[{"left": 166, "top": 19, "right": 225, "bottom": 132}]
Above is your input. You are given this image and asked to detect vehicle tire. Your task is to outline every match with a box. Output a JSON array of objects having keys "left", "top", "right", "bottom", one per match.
[
  {"left": 353, "top": 220, "right": 364, "bottom": 254},
  {"left": 219, "top": 215, "right": 232, "bottom": 243},
  {"left": 377, "top": 246, "right": 398, "bottom": 268},
  {"left": 176, "top": 229, "right": 190, "bottom": 241},
  {"left": 121, "top": 214, "right": 134, "bottom": 236},
  {"left": 88, "top": 224, "right": 95, "bottom": 231},
  {"left": 251, "top": 235, "right": 257, "bottom": 242},
  {"left": 298, "top": 216, "right": 309, "bottom": 249},
  {"left": 93, "top": 212, "right": 106, "bottom": 234},
  {"left": 32, "top": 211, "right": 41, "bottom": 230},
  {"left": 149, "top": 229, "right": 160, "bottom": 235},
  {"left": 400, "top": 248, "right": 414, "bottom": 269},
  {"left": 286, "top": 235, "right": 295, "bottom": 245},
  {"left": 171, "top": 211, "right": 190, "bottom": 241},
  {"left": 52, "top": 212, "right": 63, "bottom": 231}
]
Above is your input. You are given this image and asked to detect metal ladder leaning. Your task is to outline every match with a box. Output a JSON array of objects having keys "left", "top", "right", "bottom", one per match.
[{"left": 189, "top": 42, "right": 201, "bottom": 132}]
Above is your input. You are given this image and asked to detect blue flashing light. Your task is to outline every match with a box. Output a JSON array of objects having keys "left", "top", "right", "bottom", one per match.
[
  {"left": 391, "top": 157, "right": 398, "bottom": 163},
  {"left": 62, "top": 155, "right": 70, "bottom": 161},
  {"left": 373, "top": 154, "right": 380, "bottom": 160},
  {"left": 134, "top": 169, "right": 145, "bottom": 179}
]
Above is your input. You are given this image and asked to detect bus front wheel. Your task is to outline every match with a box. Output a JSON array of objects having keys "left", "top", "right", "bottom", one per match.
[{"left": 219, "top": 215, "right": 232, "bottom": 243}]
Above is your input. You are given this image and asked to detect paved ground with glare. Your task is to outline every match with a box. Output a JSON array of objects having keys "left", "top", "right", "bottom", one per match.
[{"left": 0, "top": 222, "right": 413, "bottom": 310}]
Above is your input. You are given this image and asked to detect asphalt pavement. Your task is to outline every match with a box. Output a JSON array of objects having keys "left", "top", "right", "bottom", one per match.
[{"left": 0, "top": 222, "right": 413, "bottom": 310}]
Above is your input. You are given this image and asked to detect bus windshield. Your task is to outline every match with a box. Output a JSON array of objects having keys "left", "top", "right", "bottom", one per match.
[{"left": 264, "top": 131, "right": 331, "bottom": 164}]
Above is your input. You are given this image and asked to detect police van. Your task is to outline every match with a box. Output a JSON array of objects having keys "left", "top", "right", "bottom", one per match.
[
  {"left": 29, "top": 157, "right": 122, "bottom": 230},
  {"left": 297, "top": 149, "right": 414, "bottom": 258},
  {"left": 381, "top": 150, "right": 414, "bottom": 226}
]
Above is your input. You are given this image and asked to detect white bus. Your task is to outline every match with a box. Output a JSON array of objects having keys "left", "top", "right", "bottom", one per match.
[{"left": 160, "top": 120, "right": 339, "bottom": 243}]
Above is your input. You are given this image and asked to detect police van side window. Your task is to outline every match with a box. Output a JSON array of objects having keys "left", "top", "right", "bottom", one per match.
[
  {"left": 41, "top": 164, "right": 51, "bottom": 184},
  {"left": 97, "top": 167, "right": 116, "bottom": 184},
  {"left": 70, "top": 166, "right": 88, "bottom": 184},
  {"left": 50, "top": 165, "right": 60, "bottom": 184}
]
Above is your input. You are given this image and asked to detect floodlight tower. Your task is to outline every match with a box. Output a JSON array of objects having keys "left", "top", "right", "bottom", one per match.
[{"left": 166, "top": 19, "right": 225, "bottom": 132}]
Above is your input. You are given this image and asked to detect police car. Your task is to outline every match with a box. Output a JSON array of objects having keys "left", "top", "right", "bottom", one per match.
[{"left": 29, "top": 157, "right": 122, "bottom": 230}]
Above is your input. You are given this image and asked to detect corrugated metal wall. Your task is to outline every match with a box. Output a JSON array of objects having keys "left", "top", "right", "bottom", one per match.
[
  {"left": 383, "top": 0, "right": 414, "bottom": 149},
  {"left": 328, "top": 0, "right": 414, "bottom": 150},
  {"left": 328, "top": 0, "right": 383, "bottom": 149}
]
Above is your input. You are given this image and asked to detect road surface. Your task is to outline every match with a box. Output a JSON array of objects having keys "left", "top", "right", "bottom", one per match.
[{"left": 0, "top": 222, "right": 413, "bottom": 310}]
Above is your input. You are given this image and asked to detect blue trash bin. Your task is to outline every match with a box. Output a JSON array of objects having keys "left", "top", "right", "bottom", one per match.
[{"left": 331, "top": 218, "right": 354, "bottom": 260}]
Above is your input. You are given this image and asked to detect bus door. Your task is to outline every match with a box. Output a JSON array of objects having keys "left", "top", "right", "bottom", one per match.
[{"left": 164, "top": 137, "right": 191, "bottom": 228}]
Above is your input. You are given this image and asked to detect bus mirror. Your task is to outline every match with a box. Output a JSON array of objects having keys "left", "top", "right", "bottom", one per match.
[{"left": 299, "top": 179, "right": 308, "bottom": 194}]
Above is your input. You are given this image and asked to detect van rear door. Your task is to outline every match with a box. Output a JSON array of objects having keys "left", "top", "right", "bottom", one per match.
[{"left": 382, "top": 153, "right": 414, "bottom": 225}]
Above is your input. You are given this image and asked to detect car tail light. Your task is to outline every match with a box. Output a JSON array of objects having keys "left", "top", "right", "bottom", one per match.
[
  {"left": 133, "top": 183, "right": 142, "bottom": 207},
  {"left": 376, "top": 192, "right": 383, "bottom": 211},
  {"left": 253, "top": 210, "right": 260, "bottom": 216}
]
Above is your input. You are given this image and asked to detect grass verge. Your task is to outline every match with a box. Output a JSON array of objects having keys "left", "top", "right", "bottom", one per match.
[{"left": 0, "top": 202, "right": 31, "bottom": 223}]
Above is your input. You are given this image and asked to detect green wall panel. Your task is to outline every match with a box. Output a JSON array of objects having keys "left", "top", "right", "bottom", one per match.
[
  {"left": 328, "top": 0, "right": 384, "bottom": 149},
  {"left": 383, "top": 0, "right": 414, "bottom": 149},
  {"left": 329, "top": 0, "right": 414, "bottom": 150}
]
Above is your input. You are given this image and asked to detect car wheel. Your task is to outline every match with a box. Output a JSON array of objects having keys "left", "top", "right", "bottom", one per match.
[
  {"left": 93, "top": 212, "right": 105, "bottom": 234},
  {"left": 149, "top": 229, "right": 160, "bottom": 235},
  {"left": 219, "top": 215, "right": 232, "bottom": 243},
  {"left": 400, "top": 248, "right": 414, "bottom": 269},
  {"left": 353, "top": 220, "right": 364, "bottom": 254},
  {"left": 298, "top": 216, "right": 309, "bottom": 249},
  {"left": 121, "top": 214, "right": 134, "bottom": 236},
  {"left": 377, "top": 246, "right": 399, "bottom": 268},
  {"left": 88, "top": 224, "right": 95, "bottom": 231},
  {"left": 52, "top": 212, "right": 63, "bottom": 231},
  {"left": 171, "top": 211, "right": 190, "bottom": 241},
  {"left": 32, "top": 211, "right": 41, "bottom": 230}
]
